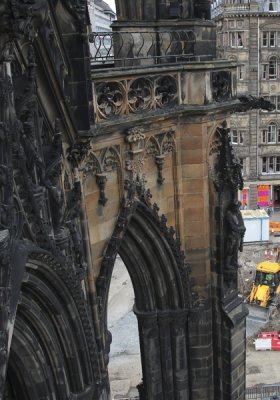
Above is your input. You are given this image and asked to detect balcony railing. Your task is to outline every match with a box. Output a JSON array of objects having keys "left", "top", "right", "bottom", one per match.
[
  {"left": 211, "top": 3, "right": 250, "bottom": 18},
  {"left": 246, "top": 384, "right": 280, "bottom": 399},
  {"left": 89, "top": 30, "right": 213, "bottom": 67}
]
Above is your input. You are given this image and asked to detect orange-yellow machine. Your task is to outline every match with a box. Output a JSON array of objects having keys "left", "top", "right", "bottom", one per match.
[{"left": 249, "top": 250, "right": 280, "bottom": 308}]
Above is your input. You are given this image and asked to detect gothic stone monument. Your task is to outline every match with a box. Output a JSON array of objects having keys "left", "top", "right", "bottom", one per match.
[{"left": 0, "top": 1, "right": 269, "bottom": 399}]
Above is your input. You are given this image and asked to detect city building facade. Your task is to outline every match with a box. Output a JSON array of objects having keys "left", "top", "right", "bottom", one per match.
[
  {"left": 0, "top": 0, "right": 263, "bottom": 399},
  {"left": 88, "top": 0, "right": 116, "bottom": 59},
  {"left": 212, "top": 0, "right": 280, "bottom": 209}
]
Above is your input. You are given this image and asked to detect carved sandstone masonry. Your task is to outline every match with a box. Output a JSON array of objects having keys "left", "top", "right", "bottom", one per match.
[
  {"left": 93, "top": 75, "right": 178, "bottom": 121},
  {"left": 82, "top": 146, "right": 121, "bottom": 206},
  {"left": 145, "top": 130, "right": 176, "bottom": 185}
]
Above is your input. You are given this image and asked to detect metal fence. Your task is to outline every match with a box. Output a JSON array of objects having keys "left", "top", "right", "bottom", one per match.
[
  {"left": 89, "top": 30, "right": 213, "bottom": 66},
  {"left": 246, "top": 384, "right": 280, "bottom": 399}
]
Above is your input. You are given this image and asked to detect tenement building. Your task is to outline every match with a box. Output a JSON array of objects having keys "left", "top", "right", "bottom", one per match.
[
  {"left": 212, "top": 0, "right": 280, "bottom": 209},
  {"left": 0, "top": 0, "right": 268, "bottom": 399}
]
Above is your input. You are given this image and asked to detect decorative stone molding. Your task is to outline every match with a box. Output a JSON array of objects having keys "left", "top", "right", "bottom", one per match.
[
  {"left": 125, "top": 126, "right": 145, "bottom": 144},
  {"left": 94, "top": 74, "right": 178, "bottom": 122},
  {"left": 82, "top": 146, "right": 121, "bottom": 206},
  {"left": 209, "top": 122, "right": 245, "bottom": 292},
  {"left": 145, "top": 130, "right": 175, "bottom": 185},
  {"left": 209, "top": 123, "right": 243, "bottom": 194}
]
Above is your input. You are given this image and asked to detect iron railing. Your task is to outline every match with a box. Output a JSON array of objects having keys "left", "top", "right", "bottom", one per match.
[
  {"left": 246, "top": 384, "right": 280, "bottom": 399},
  {"left": 89, "top": 30, "right": 213, "bottom": 66},
  {"left": 211, "top": 3, "right": 250, "bottom": 18}
]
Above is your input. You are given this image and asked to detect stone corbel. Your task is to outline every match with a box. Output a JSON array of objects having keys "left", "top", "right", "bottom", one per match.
[
  {"left": 155, "top": 154, "right": 165, "bottom": 185},
  {"left": 125, "top": 126, "right": 146, "bottom": 182},
  {"left": 95, "top": 173, "right": 108, "bottom": 206}
]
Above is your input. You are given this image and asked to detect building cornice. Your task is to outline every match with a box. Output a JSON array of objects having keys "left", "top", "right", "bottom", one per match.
[{"left": 214, "top": 11, "right": 280, "bottom": 19}]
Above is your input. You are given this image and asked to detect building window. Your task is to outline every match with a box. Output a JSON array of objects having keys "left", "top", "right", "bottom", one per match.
[
  {"left": 262, "top": 156, "right": 280, "bottom": 173},
  {"left": 269, "top": 57, "right": 277, "bottom": 79},
  {"left": 269, "top": 156, "right": 274, "bottom": 172},
  {"left": 229, "top": 31, "right": 244, "bottom": 47},
  {"left": 262, "top": 157, "right": 267, "bottom": 173},
  {"left": 270, "top": 31, "right": 276, "bottom": 46},
  {"left": 263, "top": 58, "right": 278, "bottom": 80},
  {"left": 261, "top": 123, "right": 280, "bottom": 143},
  {"left": 239, "top": 130, "right": 244, "bottom": 144},
  {"left": 230, "top": 129, "right": 245, "bottom": 145},
  {"left": 262, "top": 129, "right": 267, "bottom": 143},
  {"left": 276, "top": 156, "right": 280, "bottom": 172},
  {"left": 263, "top": 64, "right": 268, "bottom": 79},
  {"left": 262, "top": 31, "right": 280, "bottom": 47},
  {"left": 268, "top": 123, "right": 277, "bottom": 142},
  {"left": 263, "top": 32, "right": 268, "bottom": 46},
  {"left": 231, "top": 130, "right": 238, "bottom": 144}
]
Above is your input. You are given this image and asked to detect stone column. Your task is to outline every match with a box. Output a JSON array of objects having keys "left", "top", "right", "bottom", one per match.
[
  {"left": 157, "top": 311, "right": 174, "bottom": 399},
  {"left": 220, "top": 295, "right": 247, "bottom": 400},
  {"left": 170, "top": 310, "right": 189, "bottom": 400},
  {"left": 188, "top": 303, "right": 213, "bottom": 400},
  {"left": 135, "top": 309, "right": 164, "bottom": 400}
]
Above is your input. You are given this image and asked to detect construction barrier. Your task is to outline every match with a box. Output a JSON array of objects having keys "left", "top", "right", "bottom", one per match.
[
  {"left": 255, "top": 332, "right": 280, "bottom": 351},
  {"left": 269, "top": 221, "right": 280, "bottom": 236}
]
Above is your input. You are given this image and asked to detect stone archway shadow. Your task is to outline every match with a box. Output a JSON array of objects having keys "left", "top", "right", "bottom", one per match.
[
  {"left": 97, "top": 189, "right": 192, "bottom": 399},
  {"left": 4, "top": 253, "right": 98, "bottom": 400}
]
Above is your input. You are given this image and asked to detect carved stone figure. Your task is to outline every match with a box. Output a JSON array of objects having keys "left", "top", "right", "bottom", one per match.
[
  {"left": 225, "top": 200, "right": 246, "bottom": 271},
  {"left": 236, "top": 95, "right": 276, "bottom": 112},
  {"left": 44, "top": 126, "right": 64, "bottom": 234}
]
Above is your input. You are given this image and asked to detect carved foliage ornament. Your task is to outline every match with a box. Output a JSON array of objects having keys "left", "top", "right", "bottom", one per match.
[
  {"left": 83, "top": 146, "right": 120, "bottom": 206},
  {"left": 145, "top": 130, "right": 175, "bottom": 184},
  {"left": 125, "top": 126, "right": 145, "bottom": 143}
]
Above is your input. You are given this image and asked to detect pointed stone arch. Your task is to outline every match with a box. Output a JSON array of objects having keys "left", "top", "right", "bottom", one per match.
[
  {"left": 96, "top": 187, "right": 191, "bottom": 398},
  {"left": 5, "top": 253, "right": 100, "bottom": 400}
]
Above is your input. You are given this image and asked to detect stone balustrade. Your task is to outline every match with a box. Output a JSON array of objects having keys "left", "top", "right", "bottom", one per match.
[{"left": 91, "top": 61, "right": 237, "bottom": 123}]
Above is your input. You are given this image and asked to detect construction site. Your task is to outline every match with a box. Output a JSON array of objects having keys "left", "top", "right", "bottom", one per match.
[{"left": 107, "top": 212, "right": 280, "bottom": 400}]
